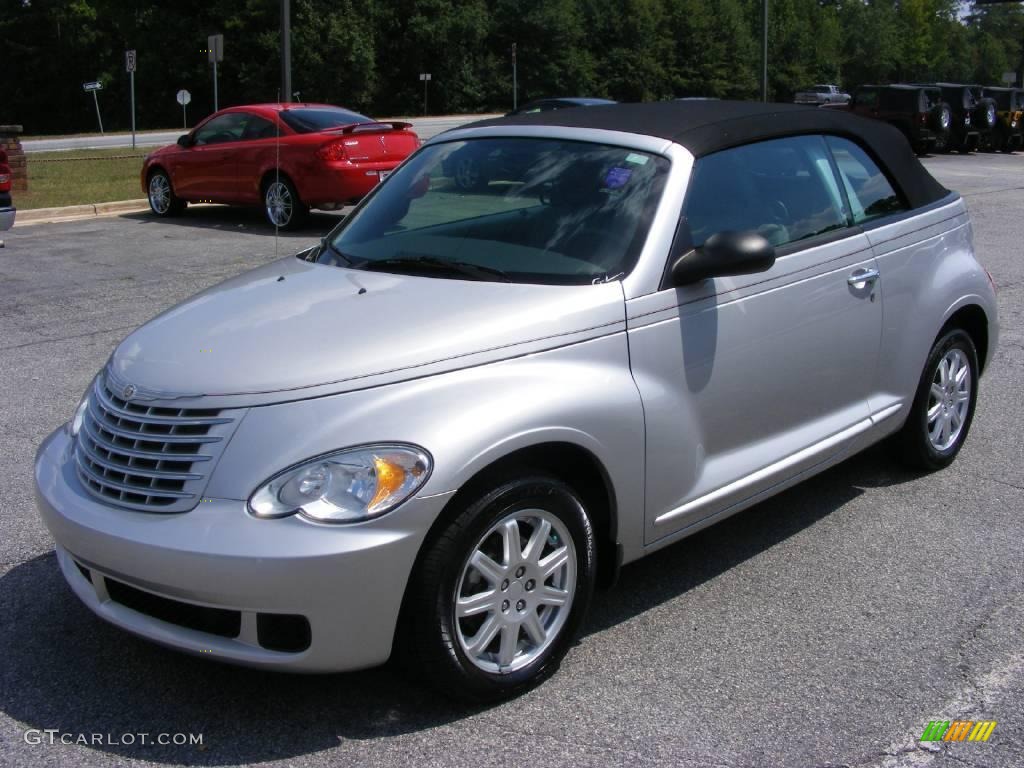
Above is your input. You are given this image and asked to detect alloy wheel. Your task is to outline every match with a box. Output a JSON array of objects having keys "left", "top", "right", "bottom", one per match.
[
  {"left": 148, "top": 174, "right": 171, "bottom": 214},
  {"left": 926, "top": 348, "right": 971, "bottom": 451},
  {"left": 265, "top": 181, "right": 293, "bottom": 227},
  {"left": 454, "top": 509, "right": 576, "bottom": 674}
]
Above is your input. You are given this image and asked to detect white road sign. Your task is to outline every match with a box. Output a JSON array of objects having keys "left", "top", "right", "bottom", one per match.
[
  {"left": 125, "top": 49, "right": 137, "bottom": 73},
  {"left": 82, "top": 81, "right": 102, "bottom": 92},
  {"left": 419, "top": 73, "right": 432, "bottom": 81},
  {"left": 176, "top": 89, "right": 192, "bottom": 106}
]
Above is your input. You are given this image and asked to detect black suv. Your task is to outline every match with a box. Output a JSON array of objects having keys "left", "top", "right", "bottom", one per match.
[
  {"left": 849, "top": 85, "right": 949, "bottom": 154},
  {"left": 981, "top": 87, "right": 1023, "bottom": 152},
  {"left": 923, "top": 83, "right": 998, "bottom": 153}
]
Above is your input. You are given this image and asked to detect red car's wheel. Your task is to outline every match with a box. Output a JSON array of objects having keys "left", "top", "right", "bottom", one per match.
[
  {"left": 147, "top": 170, "right": 185, "bottom": 217},
  {"left": 263, "top": 176, "right": 307, "bottom": 230}
]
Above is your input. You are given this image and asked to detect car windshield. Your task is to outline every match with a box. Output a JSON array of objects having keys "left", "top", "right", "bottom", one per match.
[
  {"left": 319, "top": 138, "right": 670, "bottom": 285},
  {"left": 280, "top": 107, "right": 373, "bottom": 133}
]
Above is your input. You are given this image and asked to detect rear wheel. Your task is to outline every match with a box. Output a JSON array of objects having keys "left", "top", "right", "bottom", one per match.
[
  {"left": 147, "top": 170, "right": 185, "bottom": 217},
  {"left": 397, "top": 474, "right": 596, "bottom": 702},
  {"left": 895, "top": 328, "right": 979, "bottom": 471},
  {"left": 263, "top": 176, "right": 307, "bottom": 230}
]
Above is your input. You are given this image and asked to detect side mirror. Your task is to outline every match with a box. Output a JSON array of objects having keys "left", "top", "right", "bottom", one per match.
[
  {"left": 177, "top": 134, "right": 193, "bottom": 148},
  {"left": 669, "top": 230, "right": 776, "bottom": 286}
]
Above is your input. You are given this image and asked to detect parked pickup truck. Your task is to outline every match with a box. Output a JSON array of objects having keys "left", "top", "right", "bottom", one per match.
[
  {"left": 0, "top": 148, "right": 15, "bottom": 232},
  {"left": 794, "top": 84, "right": 851, "bottom": 105}
]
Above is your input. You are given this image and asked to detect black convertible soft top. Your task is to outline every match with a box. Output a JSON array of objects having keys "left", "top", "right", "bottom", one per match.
[{"left": 466, "top": 100, "right": 949, "bottom": 210}]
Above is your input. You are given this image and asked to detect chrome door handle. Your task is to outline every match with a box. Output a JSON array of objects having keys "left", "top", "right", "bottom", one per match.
[{"left": 848, "top": 268, "right": 880, "bottom": 286}]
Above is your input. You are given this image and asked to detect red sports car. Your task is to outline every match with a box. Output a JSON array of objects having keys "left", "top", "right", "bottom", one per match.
[{"left": 141, "top": 103, "right": 420, "bottom": 229}]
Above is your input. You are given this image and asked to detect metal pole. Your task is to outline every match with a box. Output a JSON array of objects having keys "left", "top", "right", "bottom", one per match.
[
  {"left": 130, "top": 70, "right": 136, "bottom": 149},
  {"left": 423, "top": 78, "right": 428, "bottom": 115},
  {"left": 761, "top": 0, "right": 768, "bottom": 102},
  {"left": 92, "top": 90, "right": 104, "bottom": 134},
  {"left": 213, "top": 59, "right": 219, "bottom": 111},
  {"left": 281, "top": 0, "right": 292, "bottom": 103},
  {"left": 183, "top": 102, "right": 187, "bottom": 129},
  {"left": 512, "top": 43, "right": 518, "bottom": 111}
]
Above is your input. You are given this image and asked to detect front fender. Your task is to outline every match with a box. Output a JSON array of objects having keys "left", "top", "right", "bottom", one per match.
[{"left": 204, "top": 332, "right": 647, "bottom": 560}]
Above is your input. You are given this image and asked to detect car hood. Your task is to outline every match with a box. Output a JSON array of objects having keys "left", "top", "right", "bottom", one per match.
[{"left": 107, "top": 255, "right": 626, "bottom": 408}]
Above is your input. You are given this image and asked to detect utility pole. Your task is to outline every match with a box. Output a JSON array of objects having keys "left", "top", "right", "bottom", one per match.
[
  {"left": 761, "top": 0, "right": 768, "bottom": 102},
  {"left": 281, "top": 0, "right": 292, "bottom": 103}
]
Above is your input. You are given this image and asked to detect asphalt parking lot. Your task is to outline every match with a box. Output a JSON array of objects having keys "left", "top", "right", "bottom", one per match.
[{"left": 1, "top": 152, "right": 1022, "bottom": 768}]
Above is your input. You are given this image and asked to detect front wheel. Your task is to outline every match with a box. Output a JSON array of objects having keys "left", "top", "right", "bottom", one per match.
[
  {"left": 895, "top": 328, "right": 979, "bottom": 471},
  {"left": 398, "top": 474, "right": 596, "bottom": 702},
  {"left": 147, "top": 170, "right": 185, "bottom": 217},
  {"left": 263, "top": 176, "right": 307, "bottom": 230}
]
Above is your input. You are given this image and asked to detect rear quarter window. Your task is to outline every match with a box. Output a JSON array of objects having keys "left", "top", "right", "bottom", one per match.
[{"left": 825, "top": 136, "right": 906, "bottom": 224}]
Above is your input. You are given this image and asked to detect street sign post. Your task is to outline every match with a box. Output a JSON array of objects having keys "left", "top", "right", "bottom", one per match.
[
  {"left": 125, "top": 50, "right": 137, "bottom": 149},
  {"left": 176, "top": 89, "right": 192, "bottom": 129},
  {"left": 82, "top": 81, "right": 104, "bottom": 135},
  {"left": 1002, "top": 71, "right": 1017, "bottom": 84},
  {"left": 419, "top": 73, "right": 431, "bottom": 115},
  {"left": 208, "top": 34, "right": 224, "bottom": 111}
]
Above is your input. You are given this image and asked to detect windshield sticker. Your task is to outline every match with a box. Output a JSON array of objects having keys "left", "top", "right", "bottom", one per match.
[
  {"left": 624, "top": 153, "right": 649, "bottom": 165},
  {"left": 604, "top": 167, "right": 632, "bottom": 189}
]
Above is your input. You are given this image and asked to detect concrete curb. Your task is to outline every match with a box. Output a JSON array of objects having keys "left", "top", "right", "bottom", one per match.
[{"left": 17, "top": 199, "right": 149, "bottom": 226}]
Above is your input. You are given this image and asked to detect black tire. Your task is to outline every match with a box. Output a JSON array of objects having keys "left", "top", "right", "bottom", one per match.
[
  {"left": 146, "top": 169, "right": 185, "bottom": 217},
  {"left": 895, "top": 328, "right": 979, "bottom": 471},
  {"left": 262, "top": 175, "right": 307, "bottom": 230},
  {"left": 928, "top": 103, "right": 951, "bottom": 134},
  {"left": 397, "top": 473, "right": 596, "bottom": 702}
]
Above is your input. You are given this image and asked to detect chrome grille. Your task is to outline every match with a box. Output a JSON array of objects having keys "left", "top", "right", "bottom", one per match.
[{"left": 74, "top": 376, "right": 236, "bottom": 512}]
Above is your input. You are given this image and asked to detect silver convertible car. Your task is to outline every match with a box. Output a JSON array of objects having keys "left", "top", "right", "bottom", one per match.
[{"left": 35, "top": 101, "right": 997, "bottom": 701}]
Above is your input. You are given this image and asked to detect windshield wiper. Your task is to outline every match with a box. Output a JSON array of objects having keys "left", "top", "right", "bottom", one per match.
[{"left": 356, "top": 255, "right": 512, "bottom": 282}]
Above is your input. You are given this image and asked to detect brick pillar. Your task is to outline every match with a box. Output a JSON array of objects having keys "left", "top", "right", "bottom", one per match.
[{"left": 0, "top": 125, "right": 27, "bottom": 192}]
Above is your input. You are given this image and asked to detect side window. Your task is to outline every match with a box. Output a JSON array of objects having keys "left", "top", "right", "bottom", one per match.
[
  {"left": 193, "top": 113, "right": 250, "bottom": 145},
  {"left": 242, "top": 115, "right": 278, "bottom": 140},
  {"left": 854, "top": 89, "right": 878, "bottom": 109},
  {"left": 825, "top": 136, "right": 906, "bottom": 224},
  {"left": 684, "top": 135, "right": 848, "bottom": 250}
]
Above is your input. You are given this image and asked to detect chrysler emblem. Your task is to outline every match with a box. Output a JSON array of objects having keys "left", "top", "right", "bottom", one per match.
[{"left": 122, "top": 384, "right": 137, "bottom": 400}]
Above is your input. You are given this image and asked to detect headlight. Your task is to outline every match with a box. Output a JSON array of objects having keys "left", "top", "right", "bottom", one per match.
[
  {"left": 67, "top": 389, "right": 91, "bottom": 438},
  {"left": 248, "top": 444, "right": 432, "bottom": 523}
]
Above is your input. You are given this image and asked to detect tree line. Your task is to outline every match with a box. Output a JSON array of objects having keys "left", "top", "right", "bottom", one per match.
[{"left": 2, "top": 0, "right": 1022, "bottom": 135}]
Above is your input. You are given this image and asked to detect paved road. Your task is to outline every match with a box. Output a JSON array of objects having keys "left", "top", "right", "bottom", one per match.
[
  {"left": 20, "top": 115, "right": 491, "bottom": 153},
  {"left": 1, "top": 153, "right": 1022, "bottom": 768}
]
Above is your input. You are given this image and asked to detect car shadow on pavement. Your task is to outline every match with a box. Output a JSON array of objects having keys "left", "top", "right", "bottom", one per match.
[
  {"left": 121, "top": 206, "right": 346, "bottom": 236},
  {"left": 0, "top": 443, "right": 921, "bottom": 765}
]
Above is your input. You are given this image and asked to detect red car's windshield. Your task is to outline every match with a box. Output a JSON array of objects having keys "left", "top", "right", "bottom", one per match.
[{"left": 280, "top": 107, "right": 373, "bottom": 133}]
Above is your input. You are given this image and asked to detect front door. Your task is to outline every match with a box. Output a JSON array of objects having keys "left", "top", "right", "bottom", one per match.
[
  {"left": 171, "top": 112, "right": 249, "bottom": 202},
  {"left": 627, "top": 135, "right": 883, "bottom": 545}
]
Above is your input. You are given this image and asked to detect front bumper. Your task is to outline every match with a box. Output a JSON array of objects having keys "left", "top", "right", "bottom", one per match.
[
  {"left": 35, "top": 427, "right": 453, "bottom": 672},
  {"left": 0, "top": 205, "right": 15, "bottom": 232}
]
